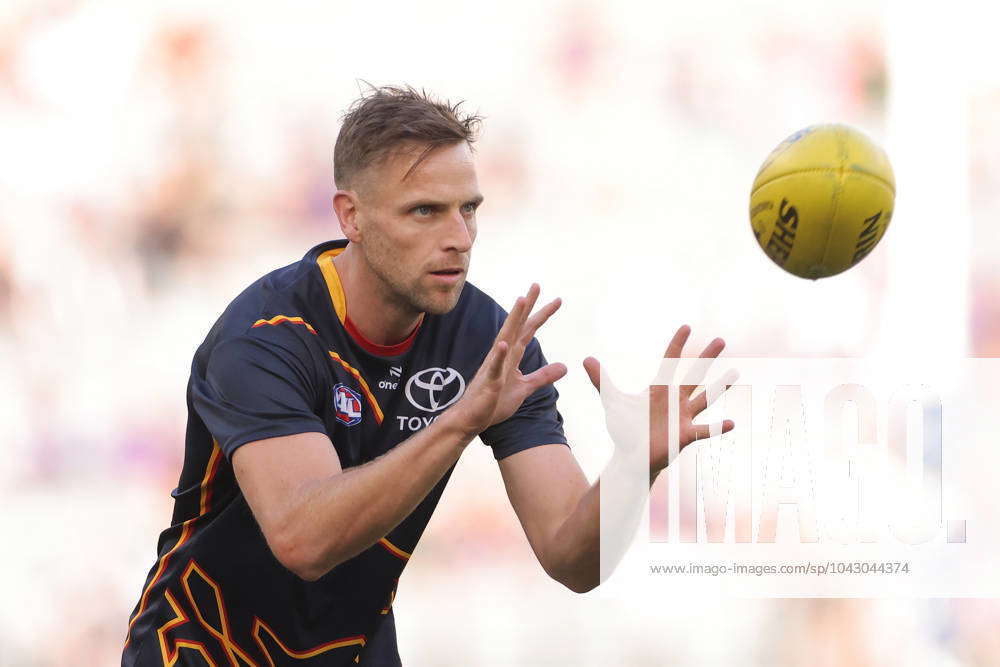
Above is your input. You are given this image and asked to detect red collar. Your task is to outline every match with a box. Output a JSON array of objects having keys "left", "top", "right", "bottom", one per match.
[{"left": 344, "top": 315, "right": 422, "bottom": 357}]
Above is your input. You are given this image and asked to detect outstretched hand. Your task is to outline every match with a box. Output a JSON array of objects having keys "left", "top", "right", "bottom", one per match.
[
  {"left": 583, "top": 325, "right": 736, "bottom": 473},
  {"left": 449, "top": 284, "right": 567, "bottom": 438}
]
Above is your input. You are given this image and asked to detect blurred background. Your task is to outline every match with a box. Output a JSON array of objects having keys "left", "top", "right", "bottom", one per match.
[{"left": 0, "top": 0, "right": 997, "bottom": 664}]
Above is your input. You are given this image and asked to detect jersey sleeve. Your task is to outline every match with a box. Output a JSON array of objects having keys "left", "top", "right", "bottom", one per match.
[
  {"left": 191, "top": 332, "right": 329, "bottom": 459},
  {"left": 479, "top": 338, "right": 568, "bottom": 460}
]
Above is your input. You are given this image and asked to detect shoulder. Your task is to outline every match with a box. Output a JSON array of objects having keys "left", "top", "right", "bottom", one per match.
[
  {"left": 218, "top": 263, "right": 316, "bottom": 337},
  {"left": 195, "top": 258, "right": 330, "bottom": 374},
  {"left": 208, "top": 239, "right": 347, "bottom": 343},
  {"left": 197, "top": 324, "right": 328, "bottom": 402}
]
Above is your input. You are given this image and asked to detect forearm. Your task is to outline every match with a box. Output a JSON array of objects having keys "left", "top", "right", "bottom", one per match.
[
  {"left": 277, "top": 414, "right": 474, "bottom": 580},
  {"left": 545, "top": 469, "right": 660, "bottom": 593}
]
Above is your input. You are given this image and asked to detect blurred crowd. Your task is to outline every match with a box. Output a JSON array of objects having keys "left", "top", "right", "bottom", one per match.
[{"left": 1, "top": 1, "right": 998, "bottom": 665}]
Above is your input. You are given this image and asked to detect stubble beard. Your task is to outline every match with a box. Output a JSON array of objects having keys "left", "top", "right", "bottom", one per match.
[{"left": 360, "top": 235, "right": 466, "bottom": 317}]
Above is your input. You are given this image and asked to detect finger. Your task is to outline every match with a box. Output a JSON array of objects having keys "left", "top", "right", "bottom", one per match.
[
  {"left": 521, "top": 361, "right": 568, "bottom": 393},
  {"left": 520, "top": 283, "right": 541, "bottom": 328},
  {"left": 688, "top": 369, "right": 739, "bottom": 415},
  {"left": 502, "top": 284, "right": 544, "bottom": 373},
  {"left": 699, "top": 337, "right": 725, "bottom": 360},
  {"left": 511, "top": 284, "right": 538, "bottom": 334},
  {"left": 583, "top": 357, "right": 601, "bottom": 391},
  {"left": 690, "top": 419, "right": 735, "bottom": 441},
  {"left": 519, "top": 297, "right": 562, "bottom": 346},
  {"left": 500, "top": 285, "right": 537, "bottom": 347},
  {"left": 664, "top": 325, "right": 691, "bottom": 359},
  {"left": 487, "top": 341, "right": 509, "bottom": 381},
  {"left": 497, "top": 296, "right": 527, "bottom": 345},
  {"left": 680, "top": 337, "right": 726, "bottom": 397}
]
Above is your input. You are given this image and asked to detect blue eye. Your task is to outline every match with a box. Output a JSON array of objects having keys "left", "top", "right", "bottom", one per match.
[{"left": 414, "top": 205, "right": 433, "bottom": 216}]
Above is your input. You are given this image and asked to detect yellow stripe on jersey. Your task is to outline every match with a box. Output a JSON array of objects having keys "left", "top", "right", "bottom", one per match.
[
  {"left": 253, "top": 617, "right": 366, "bottom": 662},
  {"left": 252, "top": 315, "right": 318, "bottom": 336},
  {"left": 378, "top": 537, "right": 411, "bottom": 561},
  {"left": 157, "top": 590, "right": 216, "bottom": 666},
  {"left": 316, "top": 247, "right": 348, "bottom": 325},
  {"left": 125, "top": 440, "right": 223, "bottom": 649}
]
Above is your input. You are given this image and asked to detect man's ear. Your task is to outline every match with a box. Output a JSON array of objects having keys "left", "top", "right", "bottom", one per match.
[{"left": 332, "top": 190, "right": 362, "bottom": 242}]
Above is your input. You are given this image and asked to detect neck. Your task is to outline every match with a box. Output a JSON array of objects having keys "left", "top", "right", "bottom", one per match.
[{"left": 332, "top": 244, "right": 423, "bottom": 346}]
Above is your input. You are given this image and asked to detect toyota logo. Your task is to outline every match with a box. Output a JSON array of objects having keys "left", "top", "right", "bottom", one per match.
[{"left": 404, "top": 367, "right": 466, "bottom": 413}]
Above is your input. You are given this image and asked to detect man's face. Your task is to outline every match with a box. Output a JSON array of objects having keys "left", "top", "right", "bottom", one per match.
[{"left": 352, "top": 141, "right": 482, "bottom": 316}]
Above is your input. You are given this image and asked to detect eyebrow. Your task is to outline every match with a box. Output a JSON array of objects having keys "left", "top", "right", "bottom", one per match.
[{"left": 401, "top": 194, "right": 485, "bottom": 210}]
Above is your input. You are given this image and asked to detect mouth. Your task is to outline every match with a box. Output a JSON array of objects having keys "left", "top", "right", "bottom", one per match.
[{"left": 428, "top": 268, "right": 465, "bottom": 284}]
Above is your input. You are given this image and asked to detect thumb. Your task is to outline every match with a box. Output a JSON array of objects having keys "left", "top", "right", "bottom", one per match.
[{"left": 583, "top": 357, "right": 601, "bottom": 392}]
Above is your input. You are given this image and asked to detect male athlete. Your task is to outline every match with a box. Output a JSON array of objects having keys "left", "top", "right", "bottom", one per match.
[{"left": 123, "top": 86, "right": 733, "bottom": 665}]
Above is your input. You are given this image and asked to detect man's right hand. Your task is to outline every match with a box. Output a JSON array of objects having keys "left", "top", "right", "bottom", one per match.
[{"left": 445, "top": 284, "right": 567, "bottom": 439}]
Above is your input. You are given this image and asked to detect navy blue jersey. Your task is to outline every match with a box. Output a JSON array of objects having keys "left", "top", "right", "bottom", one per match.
[{"left": 123, "top": 239, "right": 567, "bottom": 666}]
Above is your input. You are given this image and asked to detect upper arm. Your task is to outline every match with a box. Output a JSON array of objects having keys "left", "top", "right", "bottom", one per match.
[
  {"left": 190, "top": 331, "right": 335, "bottom": 558},
  {"left": 232, "top": 432, "right": 342, "bottom": 545},
  {"left": 192, "top": 333, "right": 329, "bottom": 458},
  {"left": 498, "top": 444, "right": 590, "bottom": 568}
]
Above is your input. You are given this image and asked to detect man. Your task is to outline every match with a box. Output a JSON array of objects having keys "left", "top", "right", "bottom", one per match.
[{"left": 123, "top": 86, "right": 733, "bottom": 666}]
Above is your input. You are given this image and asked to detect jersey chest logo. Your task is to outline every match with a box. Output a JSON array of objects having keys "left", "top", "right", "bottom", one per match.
[
  {"left": 333, "top": 384, "right": 363, "bottom": 426},
  {"left": 404, "top": 367, "right": 466, "bottom": 413}
]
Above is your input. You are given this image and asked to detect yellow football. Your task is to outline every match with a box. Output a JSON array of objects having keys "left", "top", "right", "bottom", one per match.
[{"left": 749, "top": 124, "right": 895, "bottom": 279}]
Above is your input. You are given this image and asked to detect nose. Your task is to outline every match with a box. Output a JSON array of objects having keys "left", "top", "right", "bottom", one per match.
[{"left": 442, "top": 209, "right": 473, "bottom": 254}]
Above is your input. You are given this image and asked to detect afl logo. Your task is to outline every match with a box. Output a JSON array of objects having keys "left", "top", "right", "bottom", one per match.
[
  {"left": 404, "top": 367, "right": 465, "bottom": 413},
  {"left": 333, "top": 384, "right": 363, "bottom": 426}
]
